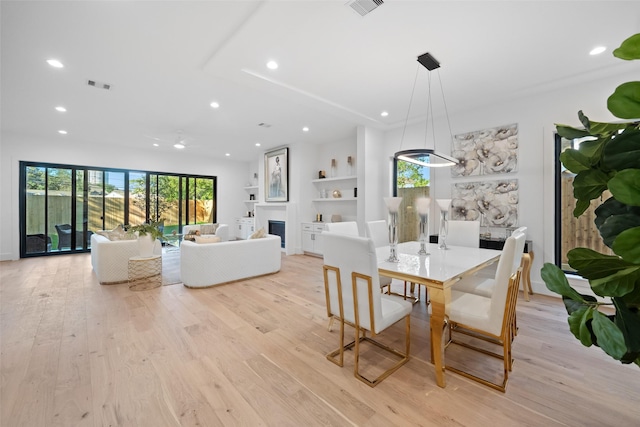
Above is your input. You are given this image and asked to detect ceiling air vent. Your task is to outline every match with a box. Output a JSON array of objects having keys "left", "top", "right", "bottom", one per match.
[
  {"left": 258, "top": 122, "right": 272, "bottom": 128},
  {"left": 86, "top": 79, "right": 112, "bottom": 90},
  {"left": 347, "top": 0, "right": 384, "bottom": 16}
]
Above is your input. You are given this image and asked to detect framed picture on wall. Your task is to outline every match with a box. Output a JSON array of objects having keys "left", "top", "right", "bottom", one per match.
[{"left": 264, "top": 147, "right": 289, "bottom": 202}]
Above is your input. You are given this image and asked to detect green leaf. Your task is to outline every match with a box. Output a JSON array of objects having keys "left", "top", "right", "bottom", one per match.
[
  {"left": 608, "top": 82, "right": 640, "bottom": 120},
  {"left": 594, "top": 197, "right": 640, "bottom": 229},
  {"left": 559, "top": 148, "right": 591, "bottom": 173},
  {"left": 608, "top": 169, "right": 640, "bottom": 206},
  {"left": 590, "top": 267, "right": 640, "bottom": 297},
  {"left": 563, "top": 294, "right": 597, "bottom": 314},
  {"left": 613, "top": 33, "right": 640, "bottom": 60},
  {"left": 573, "top": 199, "right": 591, "bottom": 217},
  {"left": 612, "top": 226, "right": 640, "bottom": 263},
  {"left": 555, "top": 124, "right": 591, "bottom": 140},
  {"left": 602, "top": 128, "right": 640, "bottom": 171},
  {"left": 576, "top": 136, "right": 606, "bottom": 159},
  {"left": 541, "top": 263, "right": 584, "bottom": 301},
  {"left": 568, "top": 306, "right": 594, "bottom": 346},
  {"left": 573, "top": 169, "right": 610, "bottom": 202},
  {"left": 578, "top": 110, "right": 591, "bottom": 132},
  {"left": 613, "top": 298, "right": 640, "bottom": 353},
  {"left": 598, "top": 214, "right": 640, "bottom": 247},
  {"left": 592, "top": 310, "right": 627, "bottom": 360},
  {"left": 567, "top": 248, "right": 632, "bottom": 279}
]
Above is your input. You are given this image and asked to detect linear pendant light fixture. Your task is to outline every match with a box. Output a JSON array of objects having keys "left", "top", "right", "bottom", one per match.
[{"left": 395, "top": 52, "right": 458, "bottom": 168}]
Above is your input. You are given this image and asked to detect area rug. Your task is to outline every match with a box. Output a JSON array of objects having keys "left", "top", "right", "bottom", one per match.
[{"left": 162, "top": 248, "right": 182, "bottom": 285}]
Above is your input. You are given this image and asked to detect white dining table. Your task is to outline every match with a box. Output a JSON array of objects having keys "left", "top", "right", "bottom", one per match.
[{"left": 376, "top": 241, "right": 501, "bottom": 388}]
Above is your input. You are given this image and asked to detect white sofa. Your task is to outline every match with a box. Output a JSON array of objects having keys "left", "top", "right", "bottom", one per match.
[
  {"left": 182, "top": 223, "right": 229, "bottom": 241},
  {"left": 180, "top": 234, "right": 281, "bottom": 288},
  {"left": 91, "top": 234, "right": 162, "bottom": 284}
]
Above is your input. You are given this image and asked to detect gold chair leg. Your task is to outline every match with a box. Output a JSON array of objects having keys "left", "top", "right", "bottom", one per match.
[{"left": 354, "top": 315, "right": 411, "bottom": 387}]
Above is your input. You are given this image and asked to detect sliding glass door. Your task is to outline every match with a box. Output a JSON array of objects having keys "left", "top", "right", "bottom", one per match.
[{"left": 20, "top": 162, "right": 217, "bottom": 258}]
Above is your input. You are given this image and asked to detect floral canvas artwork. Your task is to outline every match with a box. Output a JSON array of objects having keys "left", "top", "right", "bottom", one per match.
[
  {"left": 451, "top": 179, "right": 518, "bottom": 227},
  {"left": 451, "top": 123, "right": 518, "bottom": 177}
]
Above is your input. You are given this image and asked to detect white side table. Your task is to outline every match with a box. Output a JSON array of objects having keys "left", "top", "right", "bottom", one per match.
[{"left": 128, "top": 255, "right": 162, "bottom": 291}]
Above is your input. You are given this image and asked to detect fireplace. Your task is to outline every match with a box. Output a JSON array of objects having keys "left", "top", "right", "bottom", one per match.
[{"left": 268, "top": 220, "right": 285, "bottom": 248}]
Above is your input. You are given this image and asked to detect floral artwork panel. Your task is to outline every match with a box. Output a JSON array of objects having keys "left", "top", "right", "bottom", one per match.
[
  {"left": 451, "top": 123, "right": 518, "bottom": 177},
  {"left": 451, "top": 179, "right": 518, "bottom": 227}
]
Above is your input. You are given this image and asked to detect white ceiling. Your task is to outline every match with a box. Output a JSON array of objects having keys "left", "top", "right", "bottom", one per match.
[{"left": 2, "top": 1, "right": 639, "bottom": 162}]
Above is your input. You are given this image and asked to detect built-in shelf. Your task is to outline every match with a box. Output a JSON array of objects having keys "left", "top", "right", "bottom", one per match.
[
  {"left": 312, "top": 197, "right": 357, "bottom": 202},
  {"left": 243, "top": 200, "right": 258, "bottom": 204},
  {"left": 311, "top": 175, "right": 357, "bottom": 184},
  {"left": 244, "top": 185, "right": 258, "bottom": 190}
]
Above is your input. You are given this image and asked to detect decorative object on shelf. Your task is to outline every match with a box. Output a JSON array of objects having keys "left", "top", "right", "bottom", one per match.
[
  {"left": 384, "top": 197, "right": 403, "bottom": 262},
  {"left": 347, "top": 155, "right": 354, "bottom": 175},
  {"left": 331, "top": 158, "right": 337, "bottom": 177},
  {"left": 321, "top": 188, "right": 328, "bottom": 198},
  {"left": 253, "top": 172, "right": 258, "bottom": 186},
  {"left": 331, "top": 214, "right": 342, "bottom": 223},
  {"left": 265, "top": 147, "right": 288, "bottom": 202},
  {"left": 415, "top": 197, "right": 430, "bottom": 255},
  {"left": 354, "top": 187, "right": 357, "bottom": 198},
  {"left": 332, "top": 189, "right": 342, "bottom": 198},
  {"left": 319, "top": 170, "right": 326, "bottom": 179},
  {"left": 394, "top": 52, "right": 458, "bottom": 169},
  {"left": 315, "top": 213, "right": 323, "bottom": 222},
  {"left": 249, "top": 194, "right": 255, "bottom": 200},
  {"left": 436, "top": 199, "right": 451, "bottom": 249}
]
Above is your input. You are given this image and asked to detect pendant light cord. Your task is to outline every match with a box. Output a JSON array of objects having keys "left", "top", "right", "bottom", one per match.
[
  {"left": 437, "top": 69, "right": 454, "bottom": 141},
  {"left": 398, "top": 64, "right": 421, "bottom": 152}
]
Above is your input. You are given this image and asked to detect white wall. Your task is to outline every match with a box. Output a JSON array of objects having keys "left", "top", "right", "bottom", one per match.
[
  {"left": 0, "top": 133, "right": 250, "bottom": 260},
  {"left": 375, "top": 69, "right": 638, "bottom": 296}
]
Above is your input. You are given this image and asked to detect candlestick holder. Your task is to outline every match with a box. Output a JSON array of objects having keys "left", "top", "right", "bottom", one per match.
[
  {"left": 415, "top": 197, "right": 430, "bottom": 255},
  {"left": 418, "top": 213, "right": 429, "bottom": 255},
  {"left": 384, "top": 197, "right": 403, "bottom": 262},
  {"left": 436, "top": 199, "right": 452, "bottom": 250}
]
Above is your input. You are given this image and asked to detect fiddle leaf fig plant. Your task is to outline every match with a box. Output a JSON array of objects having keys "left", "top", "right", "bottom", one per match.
[{"left": 541, "top": 33, "right": 640, "bottom": 366}]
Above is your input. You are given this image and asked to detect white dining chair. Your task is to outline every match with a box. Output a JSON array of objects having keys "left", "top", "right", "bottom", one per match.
[
  {"left": 446, "top": 220, "right": 480, "bottom": 247},
  {"left": 366, "top": 219, "right": 422, "bottom": 303},
  {"left": 325, "top": 221, "right": 359, "bottom": 236},
  {"left": 365, "top": 220, "right": 388, "bottom": 248},
  {"left": 454, "top": 228, "right": 527, "bottom": 298},
  {"left": 322, "top": 232, "right": 412, "bottom": 387},
  {"left": 445, "top": 233, "right": 523, "bottom": 392},
  {"left": 325, "top": 221, "right": 392, "bottom": 330}
]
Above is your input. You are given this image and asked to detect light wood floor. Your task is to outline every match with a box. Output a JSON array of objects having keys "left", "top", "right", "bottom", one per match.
[{"left": 1, "top": 253, "right": 639, "bottom": 426}]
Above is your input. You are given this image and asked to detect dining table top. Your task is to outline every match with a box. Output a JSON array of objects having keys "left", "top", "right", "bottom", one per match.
[{"left": 376, "top": 241, "right": 501, "bottom": 288}]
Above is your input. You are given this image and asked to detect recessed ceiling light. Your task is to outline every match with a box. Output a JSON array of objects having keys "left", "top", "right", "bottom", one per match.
[
  {"left": 47, "top": 59, "right": 64, "bottom": 68},
  {"left": 225, "top": 153, "right": 231, "bottom": 156},
  {"left": 55, "top": 106, "right": 67, "bottom": 112},
  {"left": 174, "top": 143, "right": 185, "bottom": 149},
  {"left": 255, "top": 143, "right": 261, "bottom": 147},
  {"left": 381, "top": 111, "right": 389, "bottom": 117},
  {"left": 210, "top": 101, "right": 220, "bottom": 108},
  {"left": 266, "top": 60, "right": 278, "bottom": 70},
  {"left": 590, "top": 46, "right": 606, "bottom": 55},
  {"left": 58, "top": 130, "right": 67, "bottom": 135},
  {"left": 302, "top": 127, "right": 309, "bottom": 132},
  {"left": 153, "top": 143, "right": 159, "bottom": 147}
]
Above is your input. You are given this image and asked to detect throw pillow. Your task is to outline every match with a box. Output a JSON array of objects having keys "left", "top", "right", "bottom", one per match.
[
  {"left": 195, "top": 235, "right": 221, "bottom": 244},
  {"left": 184, "top": 230, "right": 200, "bottom": 241},
  {"left": 200, "top": 223, "right": 218, "bottom": 235},
  {"left": 249, "top": 227, "right": 266, "bottom": 239}
]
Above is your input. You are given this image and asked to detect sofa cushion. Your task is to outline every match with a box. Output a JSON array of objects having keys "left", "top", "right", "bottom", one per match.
[
  {"left": 184, "top": 230, "right": 200, "bottom": 241},
  {"left": 250, "top": 227, "right": 266, "bottom": 239},
  {"left": 200, "top": 223, "right": 218, "bottom": 235},
  {"left": 195, "top": 235, "right": 221, "bottom": 244}
]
